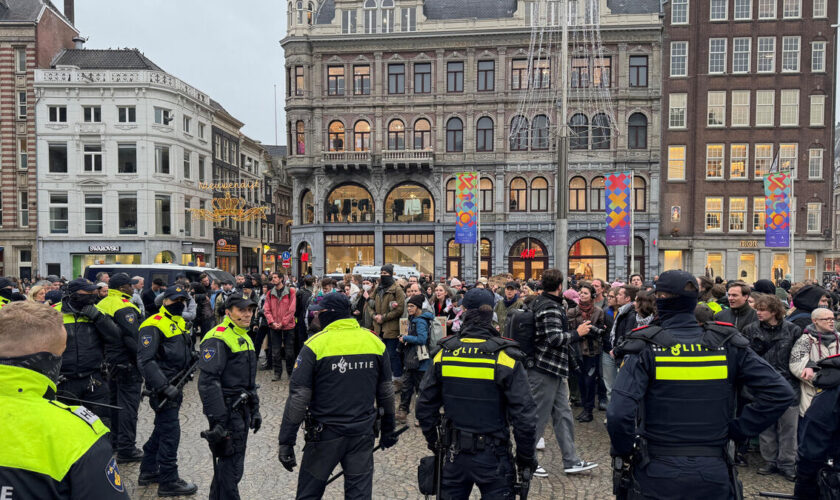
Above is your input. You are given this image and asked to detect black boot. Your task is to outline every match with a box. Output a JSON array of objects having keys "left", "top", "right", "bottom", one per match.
[
  {"left": 116, "top": 447, "right": 144, "bottom": 464},
  {"left": 157, "top": 478, "right": 198, "bottom": 497},
  {"left": 137, "top": 471, "right": 159, "bottom": 486},
  {"left": 577, "top": 410, "right": 593, "bottom": 422}
]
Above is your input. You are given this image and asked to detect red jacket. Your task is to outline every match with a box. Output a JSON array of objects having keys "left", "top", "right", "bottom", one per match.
[{"left": 264, "top": 286, "right": 296, "bottom": 330}]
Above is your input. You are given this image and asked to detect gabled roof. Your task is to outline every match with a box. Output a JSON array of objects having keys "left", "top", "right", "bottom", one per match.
[
  {"left": 0, "top": 0, "right": 74, "bottom": 25},
  {"left": 53, "top": 49, "right": 163, "bottom": 71}
]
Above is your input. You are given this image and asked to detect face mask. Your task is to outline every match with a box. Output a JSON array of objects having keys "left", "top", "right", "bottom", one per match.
[
  {"left": 363, "top": 284, "right": 372, "bottom": 292},
  {"left": 0, "top": 352, "right": 63, "bottom": 384},
  {"left": 655, "top": 296, "right": 698, "bottom": 322},
  {"left": 167, "top": 301, "right": 186, "bottom": 317},
  {"left": 69, "top": 293, "right": 97, "bottom": 309},
  {"left": 380, "top": 275, "right": 394, "bottom": 289}
]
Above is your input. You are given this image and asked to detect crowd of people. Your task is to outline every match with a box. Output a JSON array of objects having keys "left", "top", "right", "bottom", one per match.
[{"left": 1, "top": 264, "right": 839, "bottom": 498}]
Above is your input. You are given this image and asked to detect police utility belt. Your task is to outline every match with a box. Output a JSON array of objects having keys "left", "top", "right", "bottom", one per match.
[
  {"left": 646, "top": 443, "right": 726, "bottom": 459},
  {"left": 451, "top": 429, "right": 508, "bottom": 454}
]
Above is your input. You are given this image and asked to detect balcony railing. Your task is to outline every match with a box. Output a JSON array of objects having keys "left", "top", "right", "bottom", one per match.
[
  {"left": 322, "top": 151, "right": 371, "bottom": 169},
  {"left": 382, "top": 149, "right": 434, "bottom": 168}
]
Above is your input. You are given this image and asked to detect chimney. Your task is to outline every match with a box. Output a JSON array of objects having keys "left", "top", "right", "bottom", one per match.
[
  {"left": 64, "top": 0, "right": 74, "bottom": 24},
  {"left": 73, "top": 36, "right": 86, "bottom": 49}
]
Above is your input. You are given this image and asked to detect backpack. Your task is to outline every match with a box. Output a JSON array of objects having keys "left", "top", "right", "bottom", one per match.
[
  {"left": 505, "top": 296, "right": 551, "bottom": 368},
  {"left": 428, "top": 314, "right": 446, "bottom": 347}
]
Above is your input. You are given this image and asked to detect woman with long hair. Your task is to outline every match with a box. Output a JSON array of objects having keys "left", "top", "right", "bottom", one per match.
[{"left": 567, "top": 284, "right": 605, "bottom": 422}]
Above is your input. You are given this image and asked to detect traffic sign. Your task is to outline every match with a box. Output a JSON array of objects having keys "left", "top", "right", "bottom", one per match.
[{"left": 281, "top": 251, "right": 291, "bottom": 260}]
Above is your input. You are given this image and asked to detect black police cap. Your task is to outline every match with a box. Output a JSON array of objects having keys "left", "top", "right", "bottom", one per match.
[{"left": 654, "top": 270, "right": 698, "bottom": 298}]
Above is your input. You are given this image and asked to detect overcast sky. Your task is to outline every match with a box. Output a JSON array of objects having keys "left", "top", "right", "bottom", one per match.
[
  {"left": 71, "top": 0, "right": 287, "bottom": 145},
  {"left": 68, "top": 1, "right": 840, "bottom": 147}
]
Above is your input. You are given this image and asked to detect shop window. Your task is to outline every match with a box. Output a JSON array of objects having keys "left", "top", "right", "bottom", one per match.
[
  {"left": 328, "top": 121, "right": 345, "bottom": 151},
  {"left": 447, "top": 239, "right": 462, "bottom": 279},
  {"left": 509, "top": 177, "right": 527, "bottom": 212},
  {"left": 663, "top": 250, "right": 683, "bottom": 272},
  {"left": 705, "top": 252, "right": 724, "bottom": 279},
  {"left": 480, "top": 239, "right": 492, "bottom": 278},
  {"left": 739, "top": 253, "right": 757, "bottom": 283},
  {"left": 325, "top": 183, "right": 374, "bottom": 223},
  {"left": 531, "top": 177, "right": 548, "bottom": 212},
  {"left": 772, "top": 254, "right": 790, "bottom": 282},
  {"left": 569, "top": 176, "right": 586, "bottom": 212},
  {"left": 510, "top": 238, "right": 548, "bottom": 280},
  {"left": 385, "top": 183, "right": 434, "bottom": 222},
  {"left": 326, "top": 233, "right": 374, "bottom": 274},
  {"left": 414, "top": 119, "right": 431, "bottom": 150},
  {"left": 385, "top": 233, "right": 434, "bottom": 276},
  {"left": 805, "top": 253, "right": 817, "bottom": 281},
  {"left": 354, "top": 120, "right": 371, "bottom": 151},
  {"left": 568, "top": 237, "right": 606, "bottom": 282},
  {"left": 154, "top": 251, "right": 175, "bottom": 264}
]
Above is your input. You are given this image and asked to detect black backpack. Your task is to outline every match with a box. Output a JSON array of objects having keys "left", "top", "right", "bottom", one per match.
[{"left": 505, "top": 296, "right": 552, "bottom": 368}]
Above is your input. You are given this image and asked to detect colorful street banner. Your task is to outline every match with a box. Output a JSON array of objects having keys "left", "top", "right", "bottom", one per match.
[
  {"left": 605, "top": 172, "right": 631, "bottom": 246},
  {"left": 764, "top": 172, "right": 791, "bottom": 248},
  {"left": 455, "top": 172, "right": 479, "bottom": 244}
]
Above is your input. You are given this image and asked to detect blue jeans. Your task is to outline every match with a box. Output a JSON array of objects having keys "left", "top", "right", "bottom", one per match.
[
  {"left": 601, "top": 352, "right": 618, "bottom": 403},
  {"left": 383, "top": 338, "right": 403, "bottom": 378}
]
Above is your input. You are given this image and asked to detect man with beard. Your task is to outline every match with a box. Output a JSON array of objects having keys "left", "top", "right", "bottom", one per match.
[
  {"left": 54, "top": 278, "right": 122, "bottom": 427},
  {"left": 264, "top": 273, "right": 296, "bottom": 381},
  {"left": 367, "top": 265, "right": 405, "bottom": 389}
]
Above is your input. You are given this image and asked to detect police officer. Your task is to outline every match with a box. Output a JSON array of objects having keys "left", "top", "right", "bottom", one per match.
[
  {"left": 277, "top": 293, "right": 398, "bottom": 499},
  {"left": 0, "top": 277, "right": 25, "bottom": 308},
  {"left": 606, "top": 270, "right": 795, "bottom": 499},
  {"left": 795, "top": 353, "right": 840, "bottom": 498},
  {"left": 96, "top": 273, "right": 144, "bottom": 463},
  {"left": 0, "top": 300, "right": 129, "bottom": 498},
  {"left": 55, "top": 278, "right": 121, "bottom": 427},
  {"left": 137, "top": 284, "right": 198, "bottom": 497},
  {"left": 198, "top": 292, "right": 262, "bottom": 499},
  {"left": 415, "top": 288, "right": 538, "bottom": 499}
]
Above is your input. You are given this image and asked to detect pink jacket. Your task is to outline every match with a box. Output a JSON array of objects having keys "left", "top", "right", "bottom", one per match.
[{"left": 264, "top": 286, "right": 296, "bottom": 330}]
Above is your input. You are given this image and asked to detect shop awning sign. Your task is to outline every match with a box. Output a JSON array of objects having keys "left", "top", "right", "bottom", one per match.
[
  {"left": 455, "top": 172, "right": 478, "bottom": 244},
  {"left": 89, "top": 245, "right": 120, "bottom": 253}
]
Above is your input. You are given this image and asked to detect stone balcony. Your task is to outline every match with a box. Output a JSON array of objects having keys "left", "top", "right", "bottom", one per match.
[
  {"left": 322, "top": 151, "right": 371, "bottom": 171},
  {"left": 381, "top": 149, "right": 434, "bottom": 169}
]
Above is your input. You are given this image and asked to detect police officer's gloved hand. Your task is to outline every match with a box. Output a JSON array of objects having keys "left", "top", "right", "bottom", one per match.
[
  {"left": 160, "top": 384, "right": 179, "bottom": 401},
  {"left": 250, "top": 410, "right": 262, "bottom": 434},
  {"left": 80, "top": 305, "right": 101, "bottom": 321},
  {"left": 422, "top": 429, "right": 437, "bottom": 451},
  {"left": 278, "top": 444, "right": 296, "bottom": 471},
  {"left": 379, "top": 413, "right": 398, "bottom": 449},
  {"left": 515, "top": 453, "right": 538, "bottom": 474}
]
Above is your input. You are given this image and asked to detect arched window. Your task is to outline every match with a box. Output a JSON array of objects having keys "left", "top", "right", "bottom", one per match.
[
  {"left": 446, "top": 117, "right": 463, "bottom": 152},
  {"left": 296, "top": 121, "right": 305, "bottom": 155},
  {"left": 592, "top": 113, "right": 611, "bottom": 150},
  {"left": 354, "top": 120, "right": 371, "bottom": 151},
  {"left": 476, "top": 116, "right": 494, "bottom": 152},
  {"left": 388, "top": 119, "right": 405, "bottom": 150},
  {"left": 509, "top": 238, "right": 548, "bottom": 280},
  {"left": 325, "top": 183, "right": 374, "bottom": 223},
  {"left": 296, "top": 1, "right": 304, "bottom": 24},
  {"left": 634, "top": 176, "right": 647, "bottom": 212},
  {"left": 288, "top": 2, "right": 293, "bottom": 26},
  {"left": 570, "top": 113, "right": 588, "bottom": 150},
  {"left": 385, "top": 183, "right": 434, "bottom": 222},
  {"left": 509, "top": 177, "right": 527, "bottom": 212},
  {"left": 590, "top": 176, "right": 605, "bottom": 212},
  {"left": 328, "top": 121, "right": 345, "bottom": 151},
  {"left": 531, "top": 177, "right": 548, "bottom": 212},
  {"left": 510, "top": 116, "right": 529, "bottom": 151},
  {"left": 445, "top": 178, "right": 456, "bottom": 212},
  {"left": 480, "top": 177, "right": 493, "bottom": 213},
  {"left": 569, "top": 238, "right": 608, "bottom": 282},
  {"left": 154, "top": 250, "right": 175, "bottom": 264},
  {"left": 364, "top": 0, "right": 376, "bottom": 6},
  {"left": 307, "top": 1, "right": 314, "bottom": 24},
  {"left": 628, "top": 113, "right": 647, "bottom": 150},
  {"left": 301, "top": 190, "right": 315, "bottom": 224},
  {"left": 414, "top": 119, "right": 431, "bottom": 150},
  {"left": 532, "top": 115, "right": 550, "bottom": 150},
  {"left": 569, "top": 176, "right": 587, "bottom": 211}
]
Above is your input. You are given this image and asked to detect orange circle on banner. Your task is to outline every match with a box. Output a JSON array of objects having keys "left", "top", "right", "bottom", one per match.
[
  {"left": 459, "top": 213, "right": 472, "bottom": 223},
  {"left": 773, "top": 214, "right": 785, "bottom": 226}
]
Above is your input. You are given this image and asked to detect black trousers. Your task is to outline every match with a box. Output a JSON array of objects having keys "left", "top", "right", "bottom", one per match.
[
  {"left": 58, "top": 372, "right": 111, "bottom": 428},
  {"left": 108, "top": 365, "right": 143, "bottom": 454},
  {"left": 296, "top": 433, "right": 375, "bottom": 500},
  {"left": 139, "top": 395, "right": 182, "bottom": 484},
  {"left": 270, "top": 329, "right": 296, "bottom": 377},
  {"left": 440, "top": 445, "right": 515, "bottom": 499},
  {"left": 399, "top": 369, "right": 424, "bottom": 412},
  {"left": 210, "top": 410, "right": 250, "bottom": 500},
  {"left": 630, "top": 456, "right": 736, "bottom": 499}
]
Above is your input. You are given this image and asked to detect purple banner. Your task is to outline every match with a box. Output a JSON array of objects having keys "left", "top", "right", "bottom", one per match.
[
  {"left": 605, "top": 172, "right": 631, "bottom": 246},
  {"left": 764, "top": 172, "right": 791, "bottom": 248}
]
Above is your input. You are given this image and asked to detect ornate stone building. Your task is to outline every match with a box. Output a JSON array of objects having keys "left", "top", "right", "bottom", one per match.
[{"left": 283, "top": 0, "right": 662, "bottom": 281}]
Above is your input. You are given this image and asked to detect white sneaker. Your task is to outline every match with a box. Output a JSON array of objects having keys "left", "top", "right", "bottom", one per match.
[
  {"left": 564, "top": 461, "right": 598, "bottom": 474},
  {"left": 536, "top": 437, "right": 545, "bottom": 450},
  {"left": 533, "top": 465, "right": 548, "bottom": 478}
]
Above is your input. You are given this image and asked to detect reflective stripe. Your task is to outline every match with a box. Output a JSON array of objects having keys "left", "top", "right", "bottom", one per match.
[
  {"left": 655, "top": 365, "right": 728, "bottom": 380},
  {"left": 655, "top": 355, "right": 727, "bottom": 363},
  {"left": 460, "top": 338, "right": 485, "bottom": 343},
  {"left": 441, "top": 356, "right": 495, "bottom": 365},
  {"left": 497, "top": 350, "right": 516, "bottom": 369},
  {"left": 441, "top": 364, "right": 495, "bottom": 380},
  {"left": 433, "top": 349, "right": 444, "bottom": 364}
]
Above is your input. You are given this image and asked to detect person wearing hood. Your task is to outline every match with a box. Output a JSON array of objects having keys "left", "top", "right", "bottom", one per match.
[
  {"left": 366, "top": 265, "right": 406, "bottom": 387},
  {"left": 264, "top": 273, "right": 297, "bottom": 382},
  {"left": 494, "top": 281, "right": 524, "bottom": 333},
  {"left": 742, "top": 294, "right": 801, "bottom": 481},
  {"left": 0, "top": 276, "right": 28, "bottom": 307},
  {"left": 0, "top": 301, "right": 130, "bottom": 499},
  {"left": 608, "top": 271, "right": 795, "bottom": 500},
  {"left": 714, "top": 282, "right": 758, "bottom": 332},
  {"left": 54, "top": 278, "right": 122, "bottom": 428},
  {"left": 415, "top": 288, "right": 538, "bottom": 497},
  {"left": 787, "top": 285, "right": 830, "bottom": 331},
  {"left": 790, "top": 307, "right": 840, "bottom": 417},
  {"left": 397, "top": 294, "right": 434, "bottom": 424},
  {"left": 277, "top": 293, "right": 398, "bottom": 499}
]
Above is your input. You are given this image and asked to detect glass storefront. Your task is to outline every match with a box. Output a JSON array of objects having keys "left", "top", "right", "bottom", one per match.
[
  {"left": 385, "top": 184, "right": 434, "bottom": 223},
  {"left": 215, "top": 256, "right": 238, "bottom": 275},
  {"left": 510, "top": 238, "right": 548, "bottom": 280},
  {"left": 325, "top": 233, "right": 374, "bottom": 274},
  {"left": 772, "top": 253, "right": 789, "bottom": 283},
  {"left": 326, "top": 184, "right": 374, "bottom": 223},
  {"left": 72, "top": 253, "right": 141, "bottom": 279},
  {"left": 739, "top": 253, "right": 757, "bottom": 283},
  {"left": 568, "top": 238, "right": 607, "bottom": 282},
  {"left": 181, "top": 253, "right": 207, "bottom": 267},
  {"left": 298, "top": 242, "right": 312, "bottom": 277},
  {"left": 384, "top": 233, "right": 434, "bottom": 276},
  {"left": 705, "top": 253, "right": 724, "bottom": 280},
  {"left": 662, "top": 250, "right": 683, "bottom": 272},
  {"left": 447, "top": 239, "right": 461, "bottom": 280},
  {"left": 242, "top": 247, "right": 261, "bottom": 274},
  {"left": 154, "top": 251, "right": 175, "bottom": 264},
  {"left": 480, "top": 239, "right": 491, "bottom": 279},
  {"left": 805, "top": 253, "right": 816, "bottom": 281}
]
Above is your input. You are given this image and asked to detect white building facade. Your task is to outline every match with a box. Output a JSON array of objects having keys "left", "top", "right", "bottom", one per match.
[{"left": 35, "top": 49, "right": 215, "bottom": 278}]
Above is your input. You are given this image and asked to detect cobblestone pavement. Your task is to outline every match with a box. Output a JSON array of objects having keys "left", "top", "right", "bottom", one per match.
[{"left": 122, "top": 368, "right": 795, "bottom": 499}]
